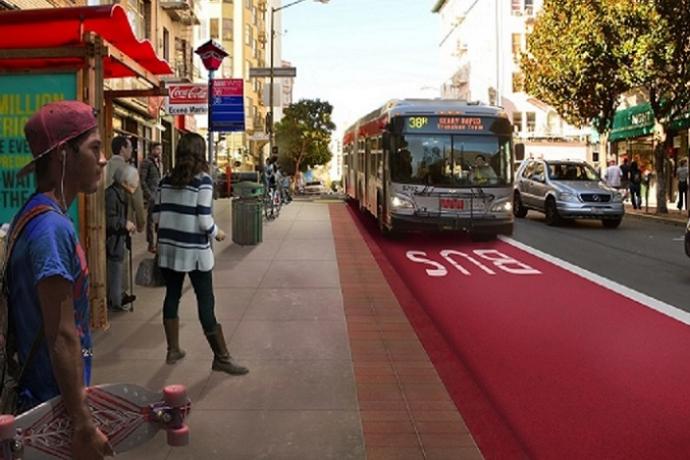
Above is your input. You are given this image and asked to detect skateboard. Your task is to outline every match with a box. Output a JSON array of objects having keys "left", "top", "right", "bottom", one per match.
[{"left": 0, "top": 383, "right": 191, "bottom": 459}]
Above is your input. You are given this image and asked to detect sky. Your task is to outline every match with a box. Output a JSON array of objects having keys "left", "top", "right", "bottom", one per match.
[{"left": 280, "top": 0, "right": 442, "bottom": 140}]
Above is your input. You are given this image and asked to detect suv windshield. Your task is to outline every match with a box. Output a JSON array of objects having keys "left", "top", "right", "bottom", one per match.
[
  {"left": 391, "top": 134, "right": 512, "bottom": 187},
  {"left": 547, "top": 162, "right": 599, "bottom": 181}
]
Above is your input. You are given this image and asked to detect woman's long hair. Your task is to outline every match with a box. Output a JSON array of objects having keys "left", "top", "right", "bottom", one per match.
[{"left": 168, "top": 133, "right": 209, "bottom": 187}]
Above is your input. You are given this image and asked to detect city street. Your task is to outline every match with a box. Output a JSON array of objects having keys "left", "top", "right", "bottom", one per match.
[
  {"left": 513, "top": 212, "right": 689, "bottom": 312},
  {"left": 345, "top": 204, "right": 690, "bottom": 459}
]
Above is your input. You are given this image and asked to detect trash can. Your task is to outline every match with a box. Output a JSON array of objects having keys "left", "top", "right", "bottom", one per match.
[{"left": 232, "top": 182, "right": 263, "bottom": 245}]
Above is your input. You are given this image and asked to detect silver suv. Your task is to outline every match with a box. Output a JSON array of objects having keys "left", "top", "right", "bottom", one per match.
[{"left": 513, "top": 159, "right": 624, "bottom": 228}]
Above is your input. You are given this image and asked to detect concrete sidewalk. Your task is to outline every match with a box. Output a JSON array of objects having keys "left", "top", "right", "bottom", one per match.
[{"left": 92, "top": 199, "right": 365, "bottom": 459}]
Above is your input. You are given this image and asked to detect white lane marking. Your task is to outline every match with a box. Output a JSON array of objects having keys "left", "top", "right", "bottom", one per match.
[
  {"left": 500, "top": 236, "right": 690, "bottom": 327},
  {"left": 672, "top": 237, "right": 684, "bottom": 241}
]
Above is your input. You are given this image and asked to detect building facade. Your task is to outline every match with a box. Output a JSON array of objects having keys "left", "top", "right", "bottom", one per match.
[{"left": 433, "top": 0, "right": 592, "bottom": 165}]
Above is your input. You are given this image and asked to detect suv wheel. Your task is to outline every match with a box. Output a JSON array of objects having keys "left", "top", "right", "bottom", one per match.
[
  {"left": 513, "top": 192, "right": 528, "bottom": 218},
  {"left": 544, "top": 197, "right": 561, "bottom": 226}
]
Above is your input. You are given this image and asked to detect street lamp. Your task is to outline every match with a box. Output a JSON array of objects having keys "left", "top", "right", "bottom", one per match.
[
  {"left": 195, "top": 39, "right": 228, "bottom": 165},
  {"left": 268, "top": 0, "right": 329, "bottom": 162}
]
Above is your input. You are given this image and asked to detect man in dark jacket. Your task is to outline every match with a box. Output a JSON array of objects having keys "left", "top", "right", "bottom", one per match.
[
  {"left": 105, "top": 166, "right": 138, "bottom": 311},
  {"left": 139, "top": 142, "right": 162, "bottom": 253}
]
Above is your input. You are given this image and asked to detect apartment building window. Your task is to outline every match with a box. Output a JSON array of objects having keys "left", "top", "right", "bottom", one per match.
[
  {"left": 512, "top": 72, "right": 524, "bottom": 93},
  {"left": 512, "top": 33, "right": 521, "bottom": 62},
  {"left": 511, "top": 0, "right": 521, "bottom": 14},
  {"left": 210, "top": 18, "right": 219, "bottom": 39},
  {"left": 526, "top": 112, "right": 536, "bottom": 133},
  {"left": 245, "top": 0, "right": 252, "bottom": 8},
  {"left": 245, "top": 24, "right": 252, "bottom": 45},
  {"left": 223, "top": 19, "right": 233, "bottom": 40},
  {"left": 223, "top": 0, "right": 232, "bottom": 3},
  {"left": 525, "top": 0, "right": 534, "bottom": 15},
  {"left": 162, "top": 27, "right": 169, "bottom": 62},
  {"left": 175, "top": 38, "right": 189, "bottom": 79},
  {"left": 513, "top": 112, "right": 523, "bottom": 133},
  {"left": 124, "top": 0, "right": 146, "bottom": 39}
]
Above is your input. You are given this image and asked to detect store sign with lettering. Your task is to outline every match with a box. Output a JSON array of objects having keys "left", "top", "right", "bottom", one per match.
[
  {"left": 0, "top": 74, "right": 79, "bottom": 225},
  {"left": 165, "top": 83, "right": 208, "bottom": 115}
]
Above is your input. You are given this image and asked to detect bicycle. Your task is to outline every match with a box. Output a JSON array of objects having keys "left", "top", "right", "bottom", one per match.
[{"left": 263, "top": 185, "right": 282, "bottom": 220}]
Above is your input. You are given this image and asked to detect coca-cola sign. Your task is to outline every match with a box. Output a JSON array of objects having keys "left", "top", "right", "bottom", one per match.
[
  {"left": 165, "top": 83, "right": 208, "bottom": 115},
  {"left": 168, "top": 84, "right": 208, "bottom": 104}
]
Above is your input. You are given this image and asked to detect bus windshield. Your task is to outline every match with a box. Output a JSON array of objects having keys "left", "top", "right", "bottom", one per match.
[{"left": 391, "top": 134, "right": 512, "bottom": 187}]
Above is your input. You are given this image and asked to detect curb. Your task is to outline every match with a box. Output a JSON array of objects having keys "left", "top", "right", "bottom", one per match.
[{"left": 625, "top": 211, "right": 687, "bottom": 227}]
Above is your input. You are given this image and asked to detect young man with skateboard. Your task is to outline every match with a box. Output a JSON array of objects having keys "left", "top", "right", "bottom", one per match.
[{"left": 6, "top": 101, "right": 113, "bottom": 459}]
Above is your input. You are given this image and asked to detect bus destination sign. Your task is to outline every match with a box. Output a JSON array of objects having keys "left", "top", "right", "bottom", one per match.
[{"left": 404, "top": 116, "right": 494, "bottom": 134}]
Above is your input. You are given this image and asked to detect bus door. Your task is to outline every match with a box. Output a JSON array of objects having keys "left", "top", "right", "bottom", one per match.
[{"left": 365, "top": 138, "right": 377, "bottom": 214}]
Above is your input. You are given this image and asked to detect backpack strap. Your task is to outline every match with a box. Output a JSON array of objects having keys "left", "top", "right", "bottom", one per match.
[{"left": 2, "top": 205, "right": 55, "bottom": 287}]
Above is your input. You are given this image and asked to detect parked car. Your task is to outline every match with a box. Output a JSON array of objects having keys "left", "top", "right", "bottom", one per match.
[
  {"left": 513, "top": 159, "right": 624, "bottom": 228},
  {"left": 300, "top": 180, "right": 326, "bottom": 196}
]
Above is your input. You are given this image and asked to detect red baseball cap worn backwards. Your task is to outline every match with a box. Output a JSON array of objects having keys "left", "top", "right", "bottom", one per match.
[{"left": 18, "top": 100, "right": 98, "bottom": 178}]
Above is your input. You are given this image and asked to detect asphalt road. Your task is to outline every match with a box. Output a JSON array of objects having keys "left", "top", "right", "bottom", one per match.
[{"left": 511, "top": 211, "right": 690, "bottom": 312}]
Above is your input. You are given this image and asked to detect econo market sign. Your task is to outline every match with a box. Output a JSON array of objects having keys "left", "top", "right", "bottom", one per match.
[{"left": 164, "top": 83, "right": 208, "bottom": 115}]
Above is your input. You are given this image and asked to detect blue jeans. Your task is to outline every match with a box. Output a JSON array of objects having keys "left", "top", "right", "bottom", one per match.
[{"left": 161, "top": 268, "right": 218, "bottom": 333}]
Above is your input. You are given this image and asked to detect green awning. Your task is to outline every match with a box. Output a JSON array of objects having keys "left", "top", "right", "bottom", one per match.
[
  {"left": 609, "top": 103, "right": 655, "bottom": 142},
  {"left": 609, "top": 102, "right": 690, "bottom": 142}
]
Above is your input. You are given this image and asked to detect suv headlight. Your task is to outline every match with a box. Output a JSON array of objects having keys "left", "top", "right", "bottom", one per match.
[
  {"left": 611, "top": 191, "right": 623, "bottom": 202},
  {"left": 391, "top": 194, "right": 414, "bottom": 209},
  {"left": 557, "top": 191, "right": 579, "bottom": 202},
  {"left": 491, "top": 201, "right": 512, "bottom": 212}
]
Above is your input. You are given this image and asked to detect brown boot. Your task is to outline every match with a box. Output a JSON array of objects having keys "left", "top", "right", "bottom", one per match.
[
  {"left": 163, "top": 318, "right": 186, "bottom": 364},
  {"left": 204, "top": 324, "right": 249, "bottom": 375}
]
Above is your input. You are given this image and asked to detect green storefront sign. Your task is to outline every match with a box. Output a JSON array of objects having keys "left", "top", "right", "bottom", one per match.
[
  {"left": 610, "top": 102, "right": 690, "bottom": 142},
  {"left": 0, "top": 73, "right": 79, "bottom": 225}
]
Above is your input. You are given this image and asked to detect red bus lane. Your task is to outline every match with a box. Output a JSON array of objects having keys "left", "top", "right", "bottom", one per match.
[{"left": 351, "top": 210, "right": 690, "bottom": 459}]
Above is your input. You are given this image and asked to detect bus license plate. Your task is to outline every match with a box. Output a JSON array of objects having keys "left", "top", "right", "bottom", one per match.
[
  {"left": 440, "top": 198, "right": 485, "bottom": 211},
  {"left": 440, "top": 198, "right": 465, "bottom": 210}
]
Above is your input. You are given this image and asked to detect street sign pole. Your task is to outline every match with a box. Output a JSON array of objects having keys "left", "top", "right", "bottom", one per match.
[
  {"left": 207, "top": 69, "right": 214, "bottom": 165},
  {"left": 268, "top": 5, "right": 275, "bottom": 167}
]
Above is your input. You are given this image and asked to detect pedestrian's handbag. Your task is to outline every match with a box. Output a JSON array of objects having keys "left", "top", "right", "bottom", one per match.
[
  {"left": 0, "top": 205, "right": 52, "bottom": 414},
  {"left": 135, "top": 256, "right": 165, "bottom": 287}
]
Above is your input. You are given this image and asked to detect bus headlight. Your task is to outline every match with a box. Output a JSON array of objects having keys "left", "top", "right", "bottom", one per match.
[
  {"left": 391, "top": 195, "right": 414, "bottom": 209},
  {"left": 491, "top": 201, "right": 512, "bottom": 212}
]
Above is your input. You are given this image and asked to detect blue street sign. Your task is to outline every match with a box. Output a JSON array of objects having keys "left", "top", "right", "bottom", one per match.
[{"left": 210, "top": 79, "right": 245, "bottom": 132}]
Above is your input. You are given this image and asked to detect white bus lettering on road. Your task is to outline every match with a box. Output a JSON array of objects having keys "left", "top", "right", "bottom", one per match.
[
  {"left": 474, "top": 250, "right": 541, "bottom": 275},
  {"left": 406, "top": 251, "right": 448, "bottom": 277},
  {"left": 440, "top": 250, "right": 495, "bottom": 275},
  {"left": 406, "top": 249, "right": 541, "bottom": 277}
]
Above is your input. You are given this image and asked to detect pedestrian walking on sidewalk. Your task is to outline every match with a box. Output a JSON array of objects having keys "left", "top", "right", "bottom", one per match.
[
  {"left": 604, "top": 160, "right": 622, "bottom": 189},
  {"left": 139, "top": 142, "right": 162, "bottom": 253},
  {"left": 105, "top": 166, "right": 138, "bottom": 312},
  {"left": 153, "top": 133, "right": 248, "bottom": 375},
  {"left": 677, "top": 159, "right": 688, "bottom": 211},
  {"left": 629, "top": 160, "right": 642, "bottom": 210},
  {"left": 6, "top": 101, "right": 112, "bottom": 458}
]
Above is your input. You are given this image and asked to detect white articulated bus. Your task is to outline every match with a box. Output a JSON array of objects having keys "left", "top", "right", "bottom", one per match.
[{"left": 343, "top": 99, "right": 515, "bottom": 239}]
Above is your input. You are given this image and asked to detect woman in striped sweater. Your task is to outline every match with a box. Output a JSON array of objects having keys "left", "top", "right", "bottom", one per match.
[{"left": 153, "top": 133, "right": 248, "bottom": 375}]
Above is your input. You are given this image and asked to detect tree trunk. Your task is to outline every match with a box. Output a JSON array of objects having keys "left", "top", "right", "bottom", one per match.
[
  {"left": 599, "top": 131, "right": 609, "bottom": 173},
  {"left": 654, "top": 129, "right": 671, "bottom": 214},
  {"left": 293, "top": 154, "right": 303, "bottom": 192}
]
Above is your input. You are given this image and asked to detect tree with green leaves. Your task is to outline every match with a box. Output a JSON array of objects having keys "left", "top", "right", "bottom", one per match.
[
  {"left": 522, "top": 0, "right": 690, "bottom": 213},
  {"left": 273, "top": 99, "right": 336, "bottom": 188},
  {"left": 623, "top": 0, "right": 690, "bottom": 213}
]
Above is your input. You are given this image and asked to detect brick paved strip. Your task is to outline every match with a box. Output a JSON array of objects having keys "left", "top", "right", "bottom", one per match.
[{"left": 329, "top": 204, "right": 484, "bottom": 460}]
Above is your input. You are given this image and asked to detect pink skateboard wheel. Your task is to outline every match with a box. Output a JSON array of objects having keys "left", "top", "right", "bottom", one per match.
[
  {"left": 163, "top": 385, "right": 188, "bottom": 407},
  {"left": 166, "top": 424, "right": 189, "bottom": 447},
  {"left": 0, "top": 415, "right": 16, "bottom": 440}
]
